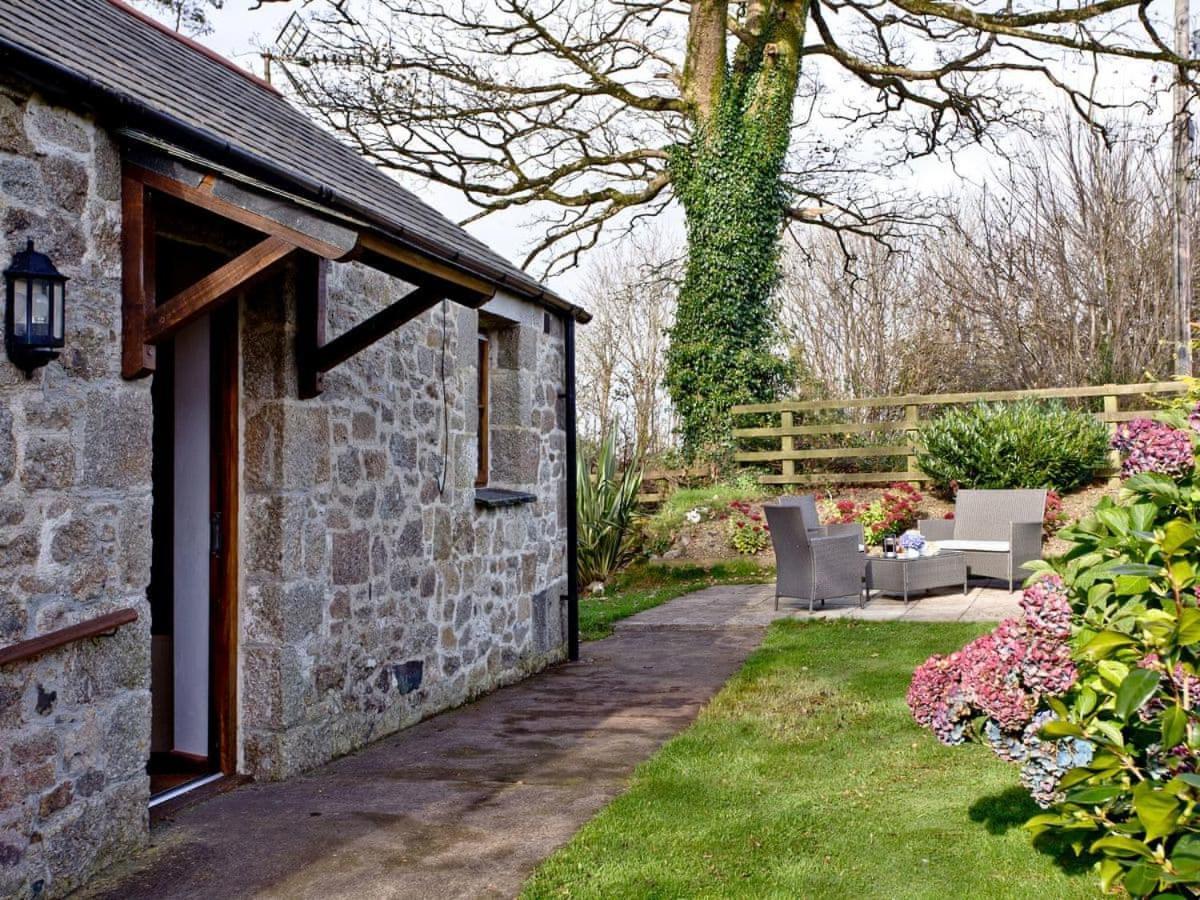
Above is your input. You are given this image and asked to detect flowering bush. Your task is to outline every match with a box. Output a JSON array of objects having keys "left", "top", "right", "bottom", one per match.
[
  {"left": 907, "top": 574, "right": 1077, "bottom": 745},
  {"left": 726, "top": 500, "right": 770, "bottom": 555},
  {"left": 824, "top": 482, "right": 923, "bottom": 546},
  {"left": 909, "top": 406, "right": 1200, "bottom": 898},
  {"left": 1111, "top": 417, "right": 1195, "bottom": 478},
  {"left": 1042, "top": 488, "right": 1068, "bottom": 538}
]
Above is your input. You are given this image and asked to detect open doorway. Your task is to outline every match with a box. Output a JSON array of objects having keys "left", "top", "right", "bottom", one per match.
[{"left": 148, "top": 251, "right": 239, "bottom": 800}]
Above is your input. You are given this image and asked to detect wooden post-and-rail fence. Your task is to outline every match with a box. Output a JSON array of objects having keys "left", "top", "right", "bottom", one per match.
[{"left": 731, "top": 381, "right": 1190, "bottom": 487}]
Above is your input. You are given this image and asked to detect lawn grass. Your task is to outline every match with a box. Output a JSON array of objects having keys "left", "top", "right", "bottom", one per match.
[
  {"left": 524, "top": 620, "right": 1098, "bottom": 899},
  {"left": 579, "top": 560, "right": 772, "bottom": 642}
]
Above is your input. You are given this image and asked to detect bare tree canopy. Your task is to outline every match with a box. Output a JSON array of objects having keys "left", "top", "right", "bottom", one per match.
[
  {"left": 257, "top": 0, "right": 1195, "bottom": 453},
  {"left": 575, "top": 230, "right": 681, "bottom": 457},
  {"left": 128, "top": 0, "right": 224, "bottom": 35},
  {"left": 270, "top": 0, "right": 1185, "bottom": 269},
  {"left": 780, "top": 115, "right": 1175, "bottom": 399}
]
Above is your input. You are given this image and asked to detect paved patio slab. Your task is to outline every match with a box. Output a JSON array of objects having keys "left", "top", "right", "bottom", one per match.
[
  {"left": 615, "top": 580, "right": 1022, "bottom": 629},
  {"left": 80, "top": 626, "right": 763, "bottom": 900}
]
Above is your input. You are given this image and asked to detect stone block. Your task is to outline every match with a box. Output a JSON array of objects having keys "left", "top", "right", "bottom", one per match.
[
  {"left": 82, "top": 389, "right": 151, "bottom": 489},
  {"left": 245, "top": 403, "right": 331, "bottom": 491},
  {"left": 0, "top": 155, "right": 46, "bottom": 207},
  {"left": 282, "top": 582, "right": 325, "bottom": 643},
  {"left": 38, "top": 155, "right": 88, "bottom": 215},
  {"left": 24, "top": 99, "right": 89, "bottom": 153},
  {"left": 0, "top": 406, "right": 12, "bottom": 485},
  {"left": 0, "top": 90, "right": 30, "bottom": 154},
  {"left": 243, "top": 495, "right": 304, "bottom": 577},
  {"left": 49, "top": 514, "right": 94, "bottom": 563},
  {"left": 488, "top": 429, "right": 540, "bottom": 485},
  {"left": 331, "top": 529, "right": 369, "bottom": 586}
]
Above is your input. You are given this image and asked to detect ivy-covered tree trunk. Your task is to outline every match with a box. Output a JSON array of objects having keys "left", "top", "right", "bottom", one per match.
[{"left": 666, "top": 0, "right": 807, "bottom": 456}]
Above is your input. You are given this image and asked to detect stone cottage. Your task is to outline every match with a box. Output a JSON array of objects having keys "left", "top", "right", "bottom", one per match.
[{"left": 0, "top": 1, "right": 586, "bottom": 895}]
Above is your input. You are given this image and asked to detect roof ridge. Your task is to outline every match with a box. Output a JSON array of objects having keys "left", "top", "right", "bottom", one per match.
[{"left": 104, "top": 0, "right": 281, "bottom": 97}]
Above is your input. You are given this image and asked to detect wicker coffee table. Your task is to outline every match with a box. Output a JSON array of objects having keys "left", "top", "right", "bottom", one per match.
[{"left": 867, "top": 551, "right": 968, "bottom": 602}]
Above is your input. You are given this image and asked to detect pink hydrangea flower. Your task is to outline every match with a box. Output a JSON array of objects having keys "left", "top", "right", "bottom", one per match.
[
  {"left": 1111, "top": 419, "right": 1194, "bottom": 478},
  {"left": 908, "top": 576, "right": 1076, "bottom": 745},
  {"left": 1020, "top": 574, "right": 1072, "bottom": 640}
]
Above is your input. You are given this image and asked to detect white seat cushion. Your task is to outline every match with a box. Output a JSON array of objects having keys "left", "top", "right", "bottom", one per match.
[{"left": 936, "top": 539, "right": 1010, "bottom": 553}]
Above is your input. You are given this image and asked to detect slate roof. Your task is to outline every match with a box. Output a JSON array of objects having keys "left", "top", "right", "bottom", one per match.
[{"left": 0, "top": 0, "right": 585, "bottom": 320}]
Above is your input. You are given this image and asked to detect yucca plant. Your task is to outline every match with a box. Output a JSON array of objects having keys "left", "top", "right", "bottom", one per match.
[{"left": 577, "top": 435, "right": 644, "bottom": 587}]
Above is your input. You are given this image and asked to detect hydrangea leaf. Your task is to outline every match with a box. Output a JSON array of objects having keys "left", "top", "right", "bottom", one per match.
[
  {"left": 1114, "top": 668, "right": 1162, "bottom": 720},
  {"left": 1176, "top": 608, "right": 1200, "bottom": 645},
  {"left": 1082, "top": 631, "right": 1137, "bottom": 661},
  {"left": 1161, "top": 705, "right": 1187, "bottom": 748},
  {"left": 1091, "top": 835, "right": 1155, "bottom": 858},
  {"left": 1133, "top": 781, "right": 1182, "bottom": 842}
]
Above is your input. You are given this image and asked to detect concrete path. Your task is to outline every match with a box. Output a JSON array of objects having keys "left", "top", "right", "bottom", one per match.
[
  {"left": 80, "top": 579, "right": 1013, "bottom": 900},
  {"left": 80, "top": 626, "right": 763, "bottom": 900},
  {"left": 617, "top": 582, "right": 1022, "bottom": 630}
]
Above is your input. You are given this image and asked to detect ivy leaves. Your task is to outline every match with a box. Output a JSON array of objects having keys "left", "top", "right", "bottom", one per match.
[{"left": 665, "top": 59, "right": 797, "bottom": 456}]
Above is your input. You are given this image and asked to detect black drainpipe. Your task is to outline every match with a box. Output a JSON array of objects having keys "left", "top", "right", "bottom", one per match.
[{"left": 562, "top": 314, "right": 580, "bottom": 662}]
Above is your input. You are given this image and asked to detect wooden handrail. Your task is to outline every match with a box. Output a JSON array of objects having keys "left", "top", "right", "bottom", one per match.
[{"left": 0, "top": 608, "right": 138, "bottom": 666}]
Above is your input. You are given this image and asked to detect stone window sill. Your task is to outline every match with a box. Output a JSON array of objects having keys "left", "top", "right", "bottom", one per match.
[{"left": 474, "top": 488, "right": 537, "bottom": 509}]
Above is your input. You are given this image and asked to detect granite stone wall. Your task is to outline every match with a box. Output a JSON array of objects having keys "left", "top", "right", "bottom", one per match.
[
  {"left": 239, "top": 262, "right": 569, "bottom": 779},
  {"left": 0, "top": 79, "right": 152, "bottom": 898},
  {"left": 0, "top": 74, "right": 571, "bottom": 899}
]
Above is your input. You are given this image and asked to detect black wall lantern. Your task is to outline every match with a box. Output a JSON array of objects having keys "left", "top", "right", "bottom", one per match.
[{"left": 4, "top": 240, "right": 67, "bottom": 378}]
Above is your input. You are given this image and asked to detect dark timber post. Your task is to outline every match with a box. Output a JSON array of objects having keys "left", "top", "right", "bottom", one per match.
[{"left": 563, "top": 314, "right": 580, "bottom": 662}]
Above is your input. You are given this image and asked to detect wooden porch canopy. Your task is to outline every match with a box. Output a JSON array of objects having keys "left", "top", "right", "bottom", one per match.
[{"left": 119, "top": 138, "right": 496, "bottom": 398}]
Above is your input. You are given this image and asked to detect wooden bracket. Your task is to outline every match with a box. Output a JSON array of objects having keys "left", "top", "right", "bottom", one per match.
[
  {"left": 121, "top": 175, "right": 156, "bottom": 379},
  {"left": 145, "top": 235, "right": 296, "bottom": 344},
  {"left": 122, "top": 164, "right": 302, "bottom": 377},
  {"left": 297, "top": 264, "right": 443, "bottom": 399}
]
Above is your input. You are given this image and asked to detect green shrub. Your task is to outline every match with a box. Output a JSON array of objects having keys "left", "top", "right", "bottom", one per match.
[
  {"left": 916, "top": 400, "right": 1109, "bottom": 493},
  {"left": 577, "top": 436, "right": 643, "bottom": 586}
]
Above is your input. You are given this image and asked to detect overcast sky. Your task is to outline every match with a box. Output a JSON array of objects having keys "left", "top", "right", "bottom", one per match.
[{"left": 143, "top": 0, "right": 1180, "bottom": 300}]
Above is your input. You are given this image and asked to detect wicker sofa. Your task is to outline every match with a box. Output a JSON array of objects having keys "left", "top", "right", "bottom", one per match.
[{"left": 918, "top": 489, "right": 1046, "bottom": 591}]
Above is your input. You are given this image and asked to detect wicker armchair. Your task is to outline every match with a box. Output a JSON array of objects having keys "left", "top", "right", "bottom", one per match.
[
  {"left": 764, "top": 503, "right": 869, "bottom": 612},
  {"left": 778, "top": 494, "right": 865, "bottom": 544},
  {"left": 918, "top": 489, "right": 1045, "bottom": 592}
]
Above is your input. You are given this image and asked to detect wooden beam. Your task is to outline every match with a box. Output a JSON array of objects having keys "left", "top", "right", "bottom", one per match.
[
  {"left": 358, "top": 233, "right": 494, "bottom": 306},
  {"left": 121, "top": 175, "right": 156, "bottom": 378},
  {"left": 127, "top": 164, "right": 352, "bottom": 261},
  {"left": 313, "top": 285, "right": 443, "bottom": 374},
  {"left": 146, "top": 236, "right": 296, "bottom": 343},
  {"left": 0, "top": 609, "right": 138, "bottom": 667},
  {"left": 296, "top": 255, "right": 328, "bottom": 400}
]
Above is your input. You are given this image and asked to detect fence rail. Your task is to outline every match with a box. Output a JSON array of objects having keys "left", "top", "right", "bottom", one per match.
[{"left": 731, "top": 381, "right": 1189, "bottom": 487}]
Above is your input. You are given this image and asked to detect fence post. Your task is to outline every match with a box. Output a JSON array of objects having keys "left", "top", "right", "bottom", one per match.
[
  {"left": 1104, "top": 393, "right": 1121, "bottom": 484},
  {"left": 904, "top": 403, "right": 920, "bottom": 486},
  {"left": 780, "top": 410, "right": 795, "bottom": 482}
]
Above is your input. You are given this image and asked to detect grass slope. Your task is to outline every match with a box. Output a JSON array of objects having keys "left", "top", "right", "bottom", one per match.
[
  {"left": 524, "top": 620, "right": 1097, "bottom": 899},
  {"left": 579, "top": 561, "right": 772, "bottom": 642}
]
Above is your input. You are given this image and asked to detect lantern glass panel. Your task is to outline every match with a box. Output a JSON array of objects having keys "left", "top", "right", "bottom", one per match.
[
  {"left": 10, "top": 277, "right": 27, "bottom": 337},
  {"left": 30, "top": 279, "right": 50, "bottom": 339},
  {"left": 52, "top": 282, "right": 63, "bottom": 341}
]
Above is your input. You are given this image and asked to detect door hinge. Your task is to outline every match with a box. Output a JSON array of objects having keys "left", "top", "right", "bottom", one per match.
[{"left": 210, "top": 510, "right": 222, "bottom": 557}]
